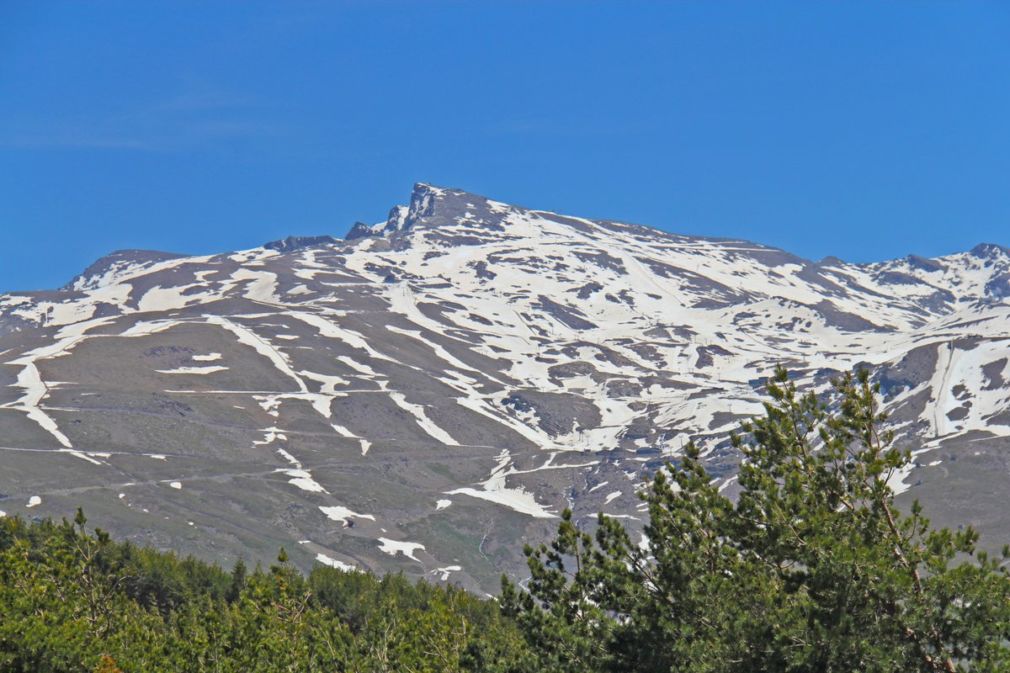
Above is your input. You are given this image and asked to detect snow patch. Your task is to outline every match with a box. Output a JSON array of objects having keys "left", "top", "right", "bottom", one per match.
[
  {"left": 377, "top": 538, "right": 425, "bottom": 562},
  {"left": 156, "top": 365, "right": 228, "bottom": 375},
  {"left": 316, "top": 553, "right": 356, "bottom": 572},
  {"left": 319, "top": 505, "right": 375, "bottom": 526},
  {"left": 447, "top": 450, "right": 557, "bottom": 519},
  {"left": 432, "top": 565, "right": 462, "bottom": 581}
]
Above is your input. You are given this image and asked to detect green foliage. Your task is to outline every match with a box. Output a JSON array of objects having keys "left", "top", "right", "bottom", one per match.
[
  {"left": 4, "top": 367, "right": 1009, "bottom": 672},
  {"left": 0, "top": 513, "right": 525, "bottom": 672},
  {"left": 503, "top": 368, "right": 1010, "bottom": 673}
]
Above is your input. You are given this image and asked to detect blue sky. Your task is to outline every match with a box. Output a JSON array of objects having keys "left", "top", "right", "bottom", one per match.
[{"left": 2, "top": 2, "right": 1009, "bottom": 292}]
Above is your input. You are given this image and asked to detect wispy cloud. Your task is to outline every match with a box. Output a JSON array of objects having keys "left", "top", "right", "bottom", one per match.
[
  {"left": 0, "top": 87, "right": 283, "bottom": 152},
  {"left": 484, "top": 115, "right": 651, "bottom": 139},
  {"left": 155, "top": 89, "right": 256, "bottom": 113},
  {"left": 1, "top": 132, "right": 161, "bottom": 151}
]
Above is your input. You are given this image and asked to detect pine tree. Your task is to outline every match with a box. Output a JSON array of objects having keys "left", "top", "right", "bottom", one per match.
[
  {"left": 503, "top": 368, "right": 1010, "bottom": 672},
  {"left": 228, "top": 558, "right": 248, "bottom": 602}
]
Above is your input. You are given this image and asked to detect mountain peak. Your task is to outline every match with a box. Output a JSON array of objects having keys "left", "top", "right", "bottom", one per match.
[
  {"left": 346, "top": 183, "right": 482, "bottom": 241},
  {"left": 7, "top": 182, "right": 1010, "bottom": 594},
  {"left": 64, "top": 249, "right": 184, "bottom": 292},
  {"left": 970, "top": 242, "right": 1010, "bottom": 259}
]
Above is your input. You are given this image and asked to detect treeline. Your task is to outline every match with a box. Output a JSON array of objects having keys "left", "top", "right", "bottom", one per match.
[
  {"left": 5, "top": 370, "right": 1010, "bottom": 672},
  {"left": 0, "top": 509, "right": 529, "bottom": 672}
]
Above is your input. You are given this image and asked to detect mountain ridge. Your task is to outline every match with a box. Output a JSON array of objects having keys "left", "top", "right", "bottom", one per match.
[
  {"left": 54, "top": 183, "right": 1010, "bottom": 297},
  {"left": 2, "top": 182, "right": 1010, "bottom": 593}
]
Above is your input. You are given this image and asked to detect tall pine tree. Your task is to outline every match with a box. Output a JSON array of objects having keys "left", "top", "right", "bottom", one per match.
[{"left": 502, "top": 368, "right": 1010, "bottom": 673}]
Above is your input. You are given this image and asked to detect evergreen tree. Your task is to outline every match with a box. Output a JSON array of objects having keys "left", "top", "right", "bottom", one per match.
[
  {"left": 503, "top": 368, "right": 1010, "bottom": 672},
  {"left": 0, "top": 509, "right": 526, "bottom": 671},
  {"left": 227, "top": 558, "right": 248, "bottom": 603}
]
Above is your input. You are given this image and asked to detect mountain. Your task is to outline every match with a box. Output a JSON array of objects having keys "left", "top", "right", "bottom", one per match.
[{"left": 2, "top": 183, "right": 1010, "bottom": 592}]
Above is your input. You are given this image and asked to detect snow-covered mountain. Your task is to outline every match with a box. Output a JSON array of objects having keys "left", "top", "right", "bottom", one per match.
[{"left": 2, "top": 183, "right": 1010, "bottom": 591}]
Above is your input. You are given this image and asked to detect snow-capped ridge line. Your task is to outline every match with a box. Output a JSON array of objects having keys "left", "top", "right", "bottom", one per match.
[{"left": 3, "top": 181, "right": 1010, "bottom": 595}]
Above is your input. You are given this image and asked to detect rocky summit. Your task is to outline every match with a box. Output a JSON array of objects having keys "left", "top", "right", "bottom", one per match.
[{"left": 2, "top": 183, "right": 1010, "bottom": 592}]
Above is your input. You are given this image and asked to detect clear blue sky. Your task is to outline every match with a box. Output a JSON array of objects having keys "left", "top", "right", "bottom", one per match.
[{"left": 2, "top": 2, "right": 1009, "bottom": 292}]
